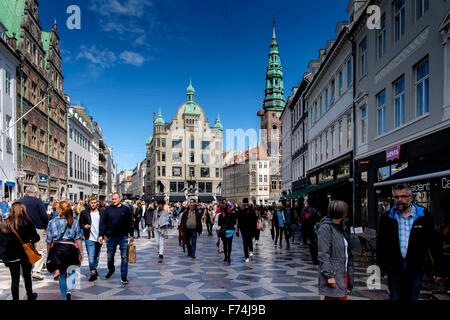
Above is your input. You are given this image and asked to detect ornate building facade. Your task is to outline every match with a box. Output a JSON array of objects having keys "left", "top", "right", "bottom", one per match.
[
  {"left": 145, "top": 81, "right": 223, "bottom": 203},
  {"left": 1, "top": 0, "right": 68, "bottom": 201}
]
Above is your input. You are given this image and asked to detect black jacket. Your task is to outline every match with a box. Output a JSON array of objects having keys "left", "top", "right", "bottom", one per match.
[
  {"left": 99, "top": 205, "right": 134, "bottom": 238},
  {"left": 144, "top": 207, "right": 154, "bottom": 226},
  {"left": 17, "top": 196, "right": 48, "bottom": 230},
  {"left": 218, "top": 212, "right": 237, "bottom": 231},
  {"left": 180, "top": 208, "right": 203, "bottom": 234},
  {"left": 376, "top": 204, "right": 442, "bottom": 276},
  {"left": 0, "top": 219, "right": 40, "bottom": 263},
  {"left": 79, "top": 208, "right": 104, "bottom": 240},
  {"left": 236, "top": 207, "right": 258, "bottom": 236}
]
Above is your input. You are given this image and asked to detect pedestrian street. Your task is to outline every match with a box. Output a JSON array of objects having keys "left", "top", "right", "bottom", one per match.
[{"left": 0, "top": 224, "right": 435, "bottom": 300}]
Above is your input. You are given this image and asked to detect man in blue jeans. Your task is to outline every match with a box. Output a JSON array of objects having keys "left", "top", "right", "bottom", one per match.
[
  {"left": 99, "top": 193, "right": 134, "bottom": 285},
  {"left": 377, "top": 183, "right": 442, "bottom": 300},
  {"left": 79, "top": 196, "right": 103, "bottom": 282},
  {"left": 180, "top": 199, "right": 202, "bottom": 259}
]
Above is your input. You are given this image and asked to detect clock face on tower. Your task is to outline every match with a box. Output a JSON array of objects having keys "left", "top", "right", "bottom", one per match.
[{"left": 276, "top": 112, "right": 281, "bottom": 118}]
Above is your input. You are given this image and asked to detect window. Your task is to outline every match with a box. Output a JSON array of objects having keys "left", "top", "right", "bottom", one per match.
[
  {"left": 330, "top": 80, "right": 335, "bottom": 105},
  {"left": 326, "top": 132, "right": 329, "bottom": 159},
  {"left": 201, "top": 141, "right": 210, "bottom": 150},
  {"left": 259, "top": 162, "right": 262, "bottom": 169},
  {"left": 157, "top": 151, "right": 160, "bottom": 161},
  {"left": 377, "top": 91, "right": 387, "bottom": 135},
  {"left": 394, "top": 0, "right": 406, "bottom": 42},
  {"left": 172, "top": 139, "right": 182, "bottom": 148},
  {"left": 360, "top": 39, "right": 367, "bottom": 76},
  {"left": 201, "top": 168, "right": 210, "bottom": 178},
  {"left": 360, "top": 105, "right": 367, "bottom": 144},
  {"left": 331, "top": 128, "right": 335, "bottom": 156},
  {"left": 157, "top": 166, "right": 160, "bottom": 176},
  {"left": 264, "top": 162, "right": 267, "bottom": 169},
  {"left": 216, "top": 168, "right": 220, "bottom": 178},
  {"left": 378, "top": 17, "right": 386, "bottom": 58},
  {"left": 206, "top": 182, "right": 212, "bottom": 193},
  {"left": 161, "top": 152, "right": 166, "bottom": 162},
  {"left": 325, "top": 88, "right": 329, "bottom": 111},
  {"left": 190, "top": 136, "right": 195, "bottom": 149},
  {"left": 416, "top": 59, "right": 429, "bottom": 117},
  {"left": 264, "top": 175, "right": 268, "bottom": 183},
  {"left": 320, "top": 96, "right": 323, "bottom": 116},
  {"left": 190, "top": 152, "right": 195, "bottom": 163},
  {"left": 315, "top": 140, "right": 318, "bottom": 163},
  {"left": 189, "top": 167, "right": 195, "bottom": 177},
  {"left": 339, "top": 122, "right": 343, "bottom": 152},
  {"left": 201, "top": 154, "right": 210, "bottom": 164},
  {"left": 178, "top": 182, "right": 185, "bottom": 192},
  {"left": 157, "top": 138, "right": 160, "bottom": 147},
  {"left": 70, "top": 152, "right": 73, "bottom": 177},
  {"left": 394, "top": 77, "right": 406, "bottom": 127},
  {"left": 161, "top": 166, "right": 166, "bottom": 176},
  {"left": 5, "top": 71, "right": 11, "bottom": 96},
  {"left": 416, "top": 0, "right": 429, "bottom": 20},
  {"left": 172, "top": 152, "right": 182, "bottom": 162},
  {"left": 338, "top": 70, "right": 343, "bottom": 96},
  {"left": 170, "top": 182, "right": 177, "bottom": 193},
  {"left": 347, "top": 115, "right": 352, "bottom": 149},
  {"left": 215, "top": 154, "right": 220, "bottom": 164},
  {"left": 259, "top": 175, "right": 262, "bottom": 183},
  {"left": 161, "top": 138, "right": 166, "bottom": 147},
  {"left": 347, "top": 58, "right": 353, "bottom": 87},
  {"left": 272, "top": 180, "right": 277, "bottom": 190},
  {"left": 172, "top": 167, "right": 182, "bottom": 177}
]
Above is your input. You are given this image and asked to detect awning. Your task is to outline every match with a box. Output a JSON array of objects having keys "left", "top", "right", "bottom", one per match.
[
  {"left": 169, "top": 195, "right": 186, "bottom": 202},
  {"left": 198, "top": 195, "right": 215, "bottom": 203},
  {"left": 268, "top": 195, "right": 281, "bottom": 201},
  {"left": 152, "top": 195, "right": 165, "bottom": 202},
  {"left": 374, "top": 169, "right": 450, "bottom": 187},
  {"left": 283, "top": 180, "right": 348, "bottom": 199},
  {"left": 0, "top": 181, "right": 2, "bottom": 185},
  {"left": 216, "top": 196, "right": 225, "bottom": 202},
  {"left": 5, "top": 182, "right": 15, "bottom": 187}
]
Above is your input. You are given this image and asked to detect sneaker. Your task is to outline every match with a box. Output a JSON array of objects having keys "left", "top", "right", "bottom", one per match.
[
  {"left": 245, "top": 258, "right": 250, "bottom": 263},
  {"left": 255, "top": 240, "right": 258, "bottom": 246},
  {"left": 53, "top": 270, "right": 60, "bottom": 281},
  {"left": 104, "top": 270, "right": 115, "bottom": 280},
  {"left": 249, "top": 252, "right": 254, "bottom": 258},
  {"left": 32, "top": 272, "right": 44, "bottom": 281},
  {"left": 88, "top": 273, "right": 97, "bottom": 282},
  {"left": 121, "top": 277, "right": 129, "bottom": 285},
  {"left": 66, "top": 292, "right": 71, "bottom": 300},
  {"left": 158, "top": 255, "right": 163, "bottom": 263},
  {"left": 191, "top": 253, "right": 196, "bottom": 259}
]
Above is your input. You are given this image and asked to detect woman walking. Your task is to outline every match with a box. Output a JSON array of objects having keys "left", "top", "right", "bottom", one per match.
[
  {"left": 317, "top": 200, "right": 354, "bottom": 300},
  {"left": 213, "top": 206, "right": 223, "bottom": 253},
  {"left": 218, "top": 205, "right": 237, "bottom": 265},
  {"left": 272, "top": 204, "right": 286, "bottom": 248},
  {"left": 153, "top": 200, "right": 170, "bottom": 263},
  {"left": 46, "top": 201, "right": 84, "bottom": 300},
  {"left": 133, "top": 200, "right": 143, "bottom": 239},
  {"left": 0, "top": 203, "right": 40, "bottom": 300}
]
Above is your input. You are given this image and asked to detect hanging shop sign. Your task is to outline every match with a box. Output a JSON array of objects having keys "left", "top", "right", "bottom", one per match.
[{"left": 386, "top": 144, "right": 402, "bottom": 162}]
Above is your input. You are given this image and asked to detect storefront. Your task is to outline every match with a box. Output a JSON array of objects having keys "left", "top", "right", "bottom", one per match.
[{"left": 356, "top": 127, "right": 450, "bottom": 232}]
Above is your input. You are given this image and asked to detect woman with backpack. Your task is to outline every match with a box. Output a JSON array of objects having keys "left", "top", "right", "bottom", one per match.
[
  {"left": 0, "top": 203, "right": 40, "bottom": 300},
  {"left": 46, "top": 201, "right": 84, "bottom": 300}
]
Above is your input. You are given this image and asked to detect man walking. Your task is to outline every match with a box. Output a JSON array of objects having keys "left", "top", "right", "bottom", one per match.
[
  {"left": 18, "top": 186, "right": 48, "bottom": 280},
  {"left": 79, "top": 196, "right": 103, "bottom": 282},
  {"left": 98, "top": 192, "right": 134, "bottom": 285},
  {"left": 180, "top": 199, "right": 203, "bottom": 259},
  {"left": 377, "top": 183, "right": 442, "bottom": 300},
  {"left": 236, "top": 198, "right": 258, "bottom": 263},
  {"left": 144, "top": 203, "right": 155, "bottom": 239}
]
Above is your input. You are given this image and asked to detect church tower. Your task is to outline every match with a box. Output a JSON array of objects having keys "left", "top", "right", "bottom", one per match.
[
  {"left": 258, "top": 19, "right": 285, "bottom": 157},
  {"left": 257, "top": 19, "right": 285, "bottom": 199}
]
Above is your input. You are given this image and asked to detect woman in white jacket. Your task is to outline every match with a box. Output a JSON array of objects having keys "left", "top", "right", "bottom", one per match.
[
  {"left": 213, "top": 208, "right": 223, "bottom": 253},
  {"left": 152, "top": 200, "right": 170, "bottom": 263}
]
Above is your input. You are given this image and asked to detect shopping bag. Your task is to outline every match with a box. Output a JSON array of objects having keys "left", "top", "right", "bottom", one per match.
[{"left": 128, "top": 243, "right": 136, "bottom": 264}]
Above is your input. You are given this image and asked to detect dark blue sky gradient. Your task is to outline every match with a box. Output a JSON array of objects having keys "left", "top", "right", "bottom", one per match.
[{"left": 37, "top": 0, "right": 349, "bottom": 171}]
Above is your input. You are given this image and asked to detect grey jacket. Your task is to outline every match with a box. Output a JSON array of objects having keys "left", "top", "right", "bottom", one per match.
[
  {"left": 317, "top": 217, "right": 354, "bottom": 298},
  {"left": 153, "top": 209, "right": 170, "bottom": 229}
]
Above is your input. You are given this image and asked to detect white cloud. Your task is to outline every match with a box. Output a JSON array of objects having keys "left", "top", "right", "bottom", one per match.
[
  {"left": 89, "top": 0, "right": 154, "bottom": 18},
  {"left": 119, "top": 51, "right": 146, "bottom": 67},
  {"left": 76, "top": 45, "right": 117, "bottom": 69}
]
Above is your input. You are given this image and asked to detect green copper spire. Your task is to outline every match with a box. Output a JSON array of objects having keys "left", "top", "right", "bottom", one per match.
[
  {"left": 0, "top": 0, "right": 27, "bottom": 45},
  {"left": 154, "top": 107, "right": 165, "bottom": 126},
  {"left": 263, "top": 20, "right": 285, "bottom": 112},
  {"left": 214, "top": 114, "right": 223, "bottom": 131},
  {"left": 184, "top": 78, "right": 200, "bottom": 115},
  {"left": 146, "top": 136, "right": 153, "bottom": 145}
]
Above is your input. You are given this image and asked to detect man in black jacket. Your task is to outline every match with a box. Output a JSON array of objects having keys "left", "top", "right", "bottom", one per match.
[
  {"left": 98, "top": 192, "right": 134, "bottom": 285},
  {"left": 179, "top": 199, "right": 202, "bottom": 259},
  {"left": 18, "top": 186, "right": 48, "bottom": 280},
  {"left": 79, "top": 196, "right": 103, "bottom": 282},
  {"left": 236, "top": 198, "right": 258, "bottom": 263},
  {"left": 377, "top": 183, "right": 442, "bottom": 300}
]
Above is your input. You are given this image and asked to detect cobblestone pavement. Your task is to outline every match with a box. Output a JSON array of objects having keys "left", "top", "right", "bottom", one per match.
[{"left": 0, "top": 223, "right": 435, "bottom": 300}]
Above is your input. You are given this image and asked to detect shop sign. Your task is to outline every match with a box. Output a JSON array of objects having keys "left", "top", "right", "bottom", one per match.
[
  {"left": 38, "top": 175, "right": 48, "bottom": 184},
  {"left": 442, "top": 177, "right": 450, "bottom": 189},
  {"left": 410, "top": 182, "right": 431, "bottom": 192},
  {"left": 16, "top": 171, "right": 27, "bottom": 178},
  {"left": 386, "top": 145, "right": 401, "bottom": 162},
  {"left": 358, "top": 160, "right": 370, "bottom": 166}
]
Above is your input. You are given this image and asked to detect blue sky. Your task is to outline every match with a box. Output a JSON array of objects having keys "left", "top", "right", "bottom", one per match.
[{"left": 38, "top": 0, "right": 349, "bottom": 171}]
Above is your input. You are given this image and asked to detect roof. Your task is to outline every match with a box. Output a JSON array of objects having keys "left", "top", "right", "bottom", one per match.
[
  {"left": 154, "top": 107, "right": 165, "bottom": 126},
  {"left": 41, "top": 31, "right": 52, "bottom": 69},
  {"left": 223, "top": 144, "right": 268, "bottom": 168},
  {"left": 0, "top": 0, "right": 26, "bottom": 44}
]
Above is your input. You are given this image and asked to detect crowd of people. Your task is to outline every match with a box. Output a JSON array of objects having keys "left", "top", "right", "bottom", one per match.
[{"left": 0, "top": 183, "right": 448, "bottom": 301}]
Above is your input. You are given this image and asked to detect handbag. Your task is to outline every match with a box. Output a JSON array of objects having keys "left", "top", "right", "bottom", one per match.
[
  {"left": 8, "top": 223, "right": 41, "bottom": 265},
  {"left": 257, "top": 219, "right": 264, "bottom": 231},
  {"left": 128, "top": 243, "right": 136, "bottom": 263},
  {"left": 46, "top": 224, "right": 80, "bottom": 273}
]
